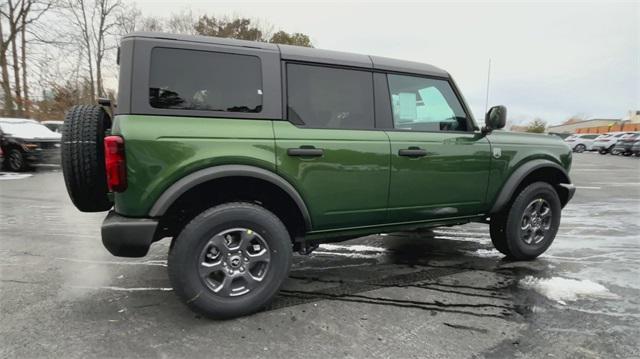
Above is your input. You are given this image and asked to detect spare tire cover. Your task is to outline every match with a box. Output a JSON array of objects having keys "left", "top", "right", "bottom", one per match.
[{"left": 61, "top": 105, "right": 113, "bottom": 212}]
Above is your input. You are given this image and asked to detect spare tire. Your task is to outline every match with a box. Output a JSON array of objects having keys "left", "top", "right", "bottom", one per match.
[{"left": 61, "top": 105, "right": 113, "bottom": 212}]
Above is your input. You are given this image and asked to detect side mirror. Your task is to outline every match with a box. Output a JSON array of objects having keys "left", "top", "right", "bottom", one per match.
[{"left": 483, "top": 105, "right": 507, "bottom": 134}]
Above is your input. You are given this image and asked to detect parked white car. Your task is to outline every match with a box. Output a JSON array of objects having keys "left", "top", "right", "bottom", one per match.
[
  {"left": 564, "top": 134, "right": 599, "bottom": 153},
  {"left": 42, "top": 120, "right": 64, "bottom": 133},
  {"left": 592, "top": 132, "right": 637, "bottom": 154}
]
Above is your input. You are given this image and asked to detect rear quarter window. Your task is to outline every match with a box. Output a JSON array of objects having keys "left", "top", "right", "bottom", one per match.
[
  {"left": 286, "top": 63, "right": 374, "bottom": 130},
  {"left": 149, "top": 48, "right": 263, "bottom": 113}
]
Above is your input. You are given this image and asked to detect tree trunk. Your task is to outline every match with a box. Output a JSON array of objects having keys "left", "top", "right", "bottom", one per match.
[
  {"left": 96, "top": 52, "right": 103, "bottom": 97},
  {"left": 0, "top": 19, "right": 15, "bottom": 116},
  {"left": 11, "top": 25, "right": 23, "bottom": 116},
  {"left": 79, "top": 0, "right": 95, "bottom": 100},
  {"left": 21, "top": 10, "right": 29, "bottom": 117}
]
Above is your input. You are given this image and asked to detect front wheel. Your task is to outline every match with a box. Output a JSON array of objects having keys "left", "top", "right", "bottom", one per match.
[
  {"left": 489, "top": 182, "right": 561, "bottom": 260},
  {"left": 168, "top": 202, "right": 292, "bottom": 319},
  {"left": 574, "top": 144, "right": 586, "bottom": 153}
]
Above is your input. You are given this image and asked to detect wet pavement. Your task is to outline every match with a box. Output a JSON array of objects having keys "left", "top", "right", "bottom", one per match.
[{"left": 1, "top": 154, "right": 639, "bottom": 358}]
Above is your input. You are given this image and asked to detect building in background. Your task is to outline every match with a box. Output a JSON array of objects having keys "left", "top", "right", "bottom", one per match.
[{"left": 547, "top": 111, "right": 640, "bottom": 134}]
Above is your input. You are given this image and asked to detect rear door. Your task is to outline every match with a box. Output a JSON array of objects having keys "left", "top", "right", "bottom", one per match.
[
  {"left": 274, "top": 63, "right": 390, "bottom": 230},
  {"left": 382, "top": 74, "right": 491, "bottom": 223}
]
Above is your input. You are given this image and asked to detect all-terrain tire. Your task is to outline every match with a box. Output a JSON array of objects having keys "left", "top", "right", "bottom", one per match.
[
  {"left": 489, "top": 182, "right": 561, "bottom": 260},
  {"left": 489, "top": 212, "right": 510, "bottom": 255},
  {"left": 168, "top": 202, "right": 292, "bottom": 319},
  {"left": 61, "top": 105, "right": 113, "bottom": 212}
]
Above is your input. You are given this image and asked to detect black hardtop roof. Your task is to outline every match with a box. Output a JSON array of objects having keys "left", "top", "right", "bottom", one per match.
[{"left": 124, "top": 32, "right": 449, "bottom": 78}]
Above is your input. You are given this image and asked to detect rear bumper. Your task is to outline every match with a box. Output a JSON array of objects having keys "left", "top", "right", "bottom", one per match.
[
  {"left": 592, "top": 143, "right": 613, "bottom": 151},
  {"left": 101, "top": 211, "right": 159, "bottom": 257}
]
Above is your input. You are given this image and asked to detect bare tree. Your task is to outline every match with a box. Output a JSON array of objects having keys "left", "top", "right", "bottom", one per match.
[
  {"left": 0, "top": 0, "right": 52, "bottom": 116},
  {"left": 0, "top": 14, "right": 15, "bottom": 115},
  {"left": 64, "top": 0, "right": 123, "bottom": 99},
  {"left": 166, "top": 9, "right": 195, "bottom": 34},
  {"left": 94, "top": 0, "right": 122, "bottom": 96}
]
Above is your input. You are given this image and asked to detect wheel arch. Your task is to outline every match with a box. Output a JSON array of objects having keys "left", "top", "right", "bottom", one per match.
[
  {"left": 149, "top": 165, "right": 312, "bottom": 238},
  {"left": 490, "top": 159, "right": 574, "bottom": 214}
]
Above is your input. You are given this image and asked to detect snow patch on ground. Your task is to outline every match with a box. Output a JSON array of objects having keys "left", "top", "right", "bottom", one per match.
[
  {"left": 0, "top": 173, "right": 33, "bottom": 180},
  {"left": 319, "top": 244, "right": 387, "bottom": 253},
  {"left": 465, "top": 248, "right": 503, "bottom": 258},
  {"left": 315, "top": 244, "right": 388, "bottom": 259},
  {"left": 519, "top": 276, "right": 618, "bottom": 305}
]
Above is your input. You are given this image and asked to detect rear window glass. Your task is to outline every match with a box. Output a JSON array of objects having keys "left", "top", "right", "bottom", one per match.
[
  {"left": 149, "top": 48, "right": 262, "bottom": 113},
  {"left": 286, "top": 63, "right": 374, "bottom": 129}
]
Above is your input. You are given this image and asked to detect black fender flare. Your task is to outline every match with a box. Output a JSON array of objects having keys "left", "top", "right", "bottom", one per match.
[
  {"left": 148, "top": 164, "right": 312, "bottom": 230},
  {"left": 489, "top": 159, "right": 573, "bottom": 214}
]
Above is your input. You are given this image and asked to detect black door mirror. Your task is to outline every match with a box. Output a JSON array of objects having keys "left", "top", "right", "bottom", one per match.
[{"left": 483, "top": 105, "right": 507, "bottom": 133}]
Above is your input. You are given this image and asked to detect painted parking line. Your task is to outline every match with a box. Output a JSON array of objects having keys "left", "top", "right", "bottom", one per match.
[{"left": 574, "top": 186, "right": 602, "bottom": 189}]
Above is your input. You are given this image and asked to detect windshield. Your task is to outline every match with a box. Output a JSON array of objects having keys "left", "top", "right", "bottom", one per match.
[{"left": 0, "top": 121, "right": 61, "bottom": 139}]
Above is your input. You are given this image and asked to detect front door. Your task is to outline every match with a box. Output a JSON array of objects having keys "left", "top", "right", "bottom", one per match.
[
  {"left": 275, "top": 63, "right": 390, "bottom": 230},
  {"left": 383, "top": 74, "right": 491, "bottom": 223}
]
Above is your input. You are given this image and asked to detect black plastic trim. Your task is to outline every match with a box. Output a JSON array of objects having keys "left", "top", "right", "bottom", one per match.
[
  {"left": 101, "top": 211, "right": 159, "bottom": 257},
  {"left": 148, "top": 165, "right": 313, "bottom": 230},
  {"left": 489, "top": 159, "right": 572, "bottom": 214}
]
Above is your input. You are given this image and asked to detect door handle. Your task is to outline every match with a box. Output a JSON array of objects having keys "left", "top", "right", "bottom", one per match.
[
  {"left": 287, "top": 146, "right": 324, "bottom": 157},
  {"left": 398, "top": 147, "right": 428, "bottom": 158}
]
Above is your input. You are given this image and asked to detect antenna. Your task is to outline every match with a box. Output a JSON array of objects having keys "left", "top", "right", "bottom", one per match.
[{"left": 484, "top": 58, "right": 492, "bottom": 114}]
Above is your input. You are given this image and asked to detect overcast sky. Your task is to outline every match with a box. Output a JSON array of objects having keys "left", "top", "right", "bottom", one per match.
[{"left": 134, "top": 0, "right": 639, "bottom": 125}]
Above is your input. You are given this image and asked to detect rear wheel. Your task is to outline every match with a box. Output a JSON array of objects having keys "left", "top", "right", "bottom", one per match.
[
  {"left": 168, "top": 202, "right": 292, "bottom": 319},
  {"left": 489, "top": 182, "right": 561, "bottom": 260},
  {"left": 6, "top": 148, "right": 27, "bottom": 172}
]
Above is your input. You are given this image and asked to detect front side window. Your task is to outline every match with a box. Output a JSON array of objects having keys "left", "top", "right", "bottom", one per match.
[
  {"left": 149, "top": 48, "right": 262, "bottom": 113},
  {"left": 286, "top": 63, "right": 374, "bottom": 129},
  {"left": 387, "top": 74, "right": 468, "bottom": 132}
]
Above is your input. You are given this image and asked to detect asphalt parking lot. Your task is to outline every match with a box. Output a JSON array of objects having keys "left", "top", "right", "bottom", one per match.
[{"left": 1, "top": 154, "right": 639, "bottom": 358}]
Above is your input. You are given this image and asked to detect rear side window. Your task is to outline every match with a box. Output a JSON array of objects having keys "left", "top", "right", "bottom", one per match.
[
  {"left": 387, "top": 74, "right": 468, "bottom": 132},
  {"left": 582, "top": 135, "right": 599, "bottom": 139},
  {"left": 149, "top": 48, "right": 262, "bottom": 113},
  {"left": 286, "top": 63, "right": 374, "bottom": 129}
]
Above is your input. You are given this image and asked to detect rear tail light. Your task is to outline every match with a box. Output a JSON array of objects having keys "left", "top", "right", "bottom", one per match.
[{"left": 104, "top": 136, "right": 127, "bottom": 192}]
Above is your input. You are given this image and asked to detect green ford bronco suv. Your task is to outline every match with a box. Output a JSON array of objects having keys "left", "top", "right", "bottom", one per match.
[{"left": 61, "top": 32, "right": 575, "bottom": 319}]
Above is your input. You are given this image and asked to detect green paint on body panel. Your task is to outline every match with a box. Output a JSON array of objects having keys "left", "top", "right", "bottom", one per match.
[
  {"left": 111, "top": 115, "right": 276, "bottom": 216},
  {"left": 110, "top": 115, "right": 572, "bottom": 238}
]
